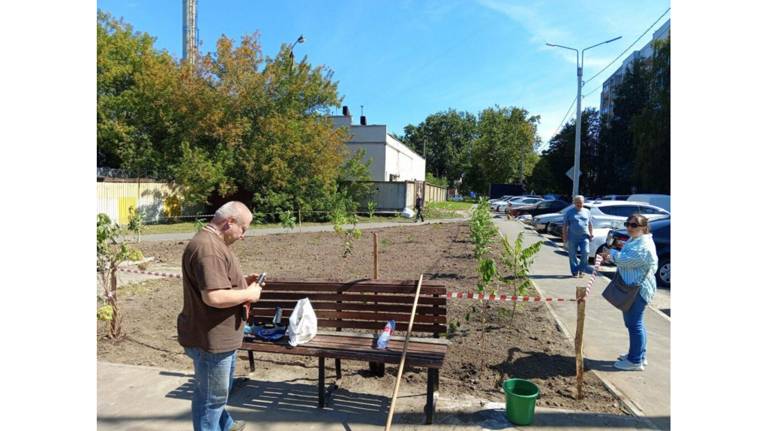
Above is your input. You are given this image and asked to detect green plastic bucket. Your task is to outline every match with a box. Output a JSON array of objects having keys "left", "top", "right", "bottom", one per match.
[{"left": 503, "top": 378, "right": 539, "bottom": 425}]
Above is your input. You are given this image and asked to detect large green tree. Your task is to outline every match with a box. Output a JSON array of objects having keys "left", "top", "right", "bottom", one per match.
[
  {"left": 528, "top": 108, "right": 600, "bottom": 196},
  {"left": 630, "top": 37, "right": 670, "bottom": 193},
  {"left": 97, "top": 11, "right": 348, "bottom": 216},
  {"left": 401, "top": 110, "right": 477, "bottom": 187},
  {"left": 466, "top": 106, "right": 540, "bottom": 194},
  {"left": 596, "top": 58, "right": 651, "bottom": 193}
]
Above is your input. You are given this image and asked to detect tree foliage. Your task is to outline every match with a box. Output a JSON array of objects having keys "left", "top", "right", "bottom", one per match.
[
  {"left": 97, "top": 213, "right": 143, "bottom": 340},
  {"left": 466, "top": 106, "right": 541, "bottom": 194},
  {"left": 402, "top": 110, "right": 477, "bottom": 187},
  {"left": 529, "top": 108, "right": 600, "bottom": 196},
  {"left": 97, "top": 11, "right": 348, "bottom": 216},
  {"left": 630, "top": 38, "right": 670, "bottom": 194}
]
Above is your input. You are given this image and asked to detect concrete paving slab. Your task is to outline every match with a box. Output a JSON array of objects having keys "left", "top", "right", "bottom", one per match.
[
  {"left": 493, "top": 220, "right": 670, "bottom": 431},
  {"left": 98, "top": 362, "right": 657, "bottom": 431}
]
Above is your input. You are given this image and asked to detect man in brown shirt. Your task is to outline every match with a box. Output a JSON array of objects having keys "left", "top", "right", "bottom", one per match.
[{"left": 177, "top": 201, "right": 263, "bottom": 431}]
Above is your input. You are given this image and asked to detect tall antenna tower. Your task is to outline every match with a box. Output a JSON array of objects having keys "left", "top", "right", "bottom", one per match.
[{"left": 182, "top": 0, "right": 197, "bottom": 64}]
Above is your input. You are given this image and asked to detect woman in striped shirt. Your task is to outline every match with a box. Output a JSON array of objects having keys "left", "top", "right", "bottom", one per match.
[{"left": 599, "top": 214, "right": 658, "bottom": 371}]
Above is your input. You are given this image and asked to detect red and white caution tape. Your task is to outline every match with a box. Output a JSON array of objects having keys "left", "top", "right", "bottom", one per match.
[
  {"left": 118, "top": 267, "right": 182, "bottom": 279},
  {"left": 118, "top": 267, "right": 597, "bottom": 303},
  {"left": 446, "top": 291, "right": 576, "bottom": 302},
  {"left": 584, "top": 254, "right": 604, "bottom": 299}
]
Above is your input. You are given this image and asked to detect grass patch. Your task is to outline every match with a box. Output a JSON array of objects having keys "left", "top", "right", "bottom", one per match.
[{"left": 427, "top": 201, "right": 475, "bottom": 211}]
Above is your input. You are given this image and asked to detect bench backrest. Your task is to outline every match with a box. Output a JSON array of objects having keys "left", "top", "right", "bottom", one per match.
[{"left": 249, "top": 278, "right": 447, "bottom": 337}]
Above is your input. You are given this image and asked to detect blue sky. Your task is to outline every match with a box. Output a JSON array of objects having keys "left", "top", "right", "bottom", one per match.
[{"left": 97, "top": 0, "right": 670, "bottom": 150}]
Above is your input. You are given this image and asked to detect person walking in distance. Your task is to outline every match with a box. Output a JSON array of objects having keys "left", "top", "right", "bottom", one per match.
[
  {"left": 562, "top": 195, "right": 593, "bottom": 278},
  {"left": 177, "top": 201, "right": 264, "bottom": 431},
  {"left": 415, "top": 192, "right": 425, "bottom": 223}
]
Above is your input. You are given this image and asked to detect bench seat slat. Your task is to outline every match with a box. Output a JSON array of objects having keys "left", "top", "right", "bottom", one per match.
[
  {"left": 259, "top": 292, "right": 446, "bottom": 305},
  {"left": 249, "top": 310, "right": 447, "bottom": 324},
  {"left": 241, "top": 335, "right": 447, "bottom": 368},
  {"left": 264, "top": 283, "right": 445, "bottom": 295},
  {"left": 251, "top": 301, "right": 447, "bottom": 315}
]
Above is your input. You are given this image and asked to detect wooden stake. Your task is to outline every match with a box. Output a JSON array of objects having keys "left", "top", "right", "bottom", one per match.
[
  {"left": 575, "top": 286, "right": 587, "bottom": 400},
  {"left": 384, "top": 274, "right": 424, "bottom": 431},
  {"left": 373, "top": 233, "right": 379, "bottom": 279}
]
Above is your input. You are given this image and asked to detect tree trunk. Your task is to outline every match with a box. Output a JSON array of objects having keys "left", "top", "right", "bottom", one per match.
[{"left": 108, "top": 267, "right": 123, "bottom": 339}]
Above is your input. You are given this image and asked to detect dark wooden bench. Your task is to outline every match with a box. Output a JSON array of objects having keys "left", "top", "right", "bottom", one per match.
[{"left": 239, "top": 278, "right": 449, "bottom": 424}]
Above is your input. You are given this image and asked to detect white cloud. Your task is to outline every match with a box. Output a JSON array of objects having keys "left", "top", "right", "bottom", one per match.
[{"left": 476, "top": 0, "right": 572, "bottom": 44}]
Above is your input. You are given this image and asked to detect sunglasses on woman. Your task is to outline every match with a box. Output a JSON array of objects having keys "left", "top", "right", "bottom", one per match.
[{"left": 624, "top": 222, "right": 644, "bottom": 228}]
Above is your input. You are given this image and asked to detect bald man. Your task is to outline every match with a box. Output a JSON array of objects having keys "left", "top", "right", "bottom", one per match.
[
  {"left": 562, "top": 195, "right": 593, "bottom": 278},
  {"left": 177, "top": 201, "right": 263, "bottom": 431}
]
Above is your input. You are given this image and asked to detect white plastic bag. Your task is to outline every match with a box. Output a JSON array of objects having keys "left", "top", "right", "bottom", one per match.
[
  {"left": 401, "top": 207, "right": 415, "bottom": 218},
  {"left": 287, "top": 298, "right": 317, "bottom": 346}
]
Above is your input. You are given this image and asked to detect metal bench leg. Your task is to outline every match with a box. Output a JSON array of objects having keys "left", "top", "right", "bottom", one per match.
[
  {"left": 248, "top": 350, "right": 255, "bottom": 373},
  {"left": 335, "top": 358, "right": 342, "bottom": 381},
  {"left": 425, "top": 368, "right": 436, "bottom": 424},
  {"left": 318, "top": 357, "right": 326, "bottom": 408}
]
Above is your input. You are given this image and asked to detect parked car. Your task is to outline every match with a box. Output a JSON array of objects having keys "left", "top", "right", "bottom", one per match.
[
  {"left": 491, "top": 196, "right": 526, "bottom": 211},
  {"left": 548, "top": 218, "right": 564, "bottom": 237},
  {"left": 541, "top": 200, "right": 669, "bottom": 242},
  {"left": 606, "top": 217, "right": 671, "bottom": 288},
  {"left": 489, "top": 195, "right": 517, "bottom": 205},
  {"left": 598, "top": 194, "right": 629, "bottom": 201},
  {"left": 507, "top": 199, "right": 568, "bottom": 218},
  {"left": 533, "top": 208, "right": 568, "bottom": 233},
  {"left": 542, "top": 193, "right": 569, "bottom": 201},
  {"left": 627, "top": 194, "right": 670, "bottom": 212},
  {"left": 496, "top": 197, "right": 543, "bottom": 213}
]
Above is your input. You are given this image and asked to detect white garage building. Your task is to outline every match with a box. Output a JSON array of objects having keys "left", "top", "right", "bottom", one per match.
[{"left": 331, "top": 108, "right": 425, "bottom": 182}]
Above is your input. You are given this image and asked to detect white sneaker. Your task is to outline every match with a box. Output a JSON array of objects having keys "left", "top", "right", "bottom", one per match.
[
  {"left": 618, "top": 354, "right": 648, "bottom": 366},
  {"left": 613, "top": 358, "right": 645, "bottom": 371}
]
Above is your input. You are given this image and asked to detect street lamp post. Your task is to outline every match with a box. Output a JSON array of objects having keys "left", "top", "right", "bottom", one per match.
[
  {"left": 547, "top": 36, "right": 621, "bottom": 198},
  {"left": 289, "top": 35, "right": 304, "bottom": 70}
]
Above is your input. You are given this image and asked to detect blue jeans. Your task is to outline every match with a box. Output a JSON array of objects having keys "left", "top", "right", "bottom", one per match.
[
  {"left": 622, "top": 295, "right": 648, "bottom": 364},
  {"left": 567, "top": 235, "right": 590, "bottom": 275},
  {"left": 184, "top": 347, "right": 237, "bottom": 431}
]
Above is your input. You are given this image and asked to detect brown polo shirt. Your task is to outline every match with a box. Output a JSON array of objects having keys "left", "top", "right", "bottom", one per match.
[{"left": 177, "top": 229, "right": 247, "bottom": 353}]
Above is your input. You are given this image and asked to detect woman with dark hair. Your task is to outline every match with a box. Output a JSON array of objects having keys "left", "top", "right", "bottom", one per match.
[{"left": 599, "top": 214, "right": 658, "bottom": 371}]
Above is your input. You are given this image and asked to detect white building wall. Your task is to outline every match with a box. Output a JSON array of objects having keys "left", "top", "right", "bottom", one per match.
[
  {"left": 331, "top": 116, "right": 425, "bottom": 182},
  {"left": 345, "top": 142, "right": 387, "bottom": 181}
]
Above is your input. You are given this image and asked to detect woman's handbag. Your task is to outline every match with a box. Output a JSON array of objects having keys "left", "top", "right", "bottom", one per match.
[{"left": 602, "top": 266, "right": 651, "bottom": 311}]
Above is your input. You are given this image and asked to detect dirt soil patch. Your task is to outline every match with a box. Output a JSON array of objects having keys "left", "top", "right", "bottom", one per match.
[{"left": 98, "top": 222, "right": 625, "bottom": 414}]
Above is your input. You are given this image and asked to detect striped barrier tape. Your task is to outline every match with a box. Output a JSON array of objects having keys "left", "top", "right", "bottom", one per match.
[
  {"left": 583, "top": 254, "right": 604, "bottom": 300},
  {"left": 118, "top": 267, "right": 596, "bottom": 303},
  {"left": 447, "top": 291, "right": 577, "bottom": 302},
  {"left": 118, "top": 267, "right": 182, "bottom": 279}
]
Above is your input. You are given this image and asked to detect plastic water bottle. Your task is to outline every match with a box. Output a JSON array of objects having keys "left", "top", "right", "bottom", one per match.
[
  {"left": 376, "top": 320, "right": 396, "bottom": 350},
  {"left": 272, "top": 307, "right": 283, "bottom": 326}
]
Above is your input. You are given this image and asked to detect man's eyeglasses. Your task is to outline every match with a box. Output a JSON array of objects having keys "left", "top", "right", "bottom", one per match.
[{"left": 624, "top": 222, "right": 644, "bottom": 228}]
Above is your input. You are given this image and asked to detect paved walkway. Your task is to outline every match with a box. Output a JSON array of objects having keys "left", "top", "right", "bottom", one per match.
[
  {"left": 138, "top": 217, "right": 469, "bottom": 242},
  {"left": 494, "top": 219, "right": 670, "bottom": 431},
  {"left": 97, "top": 362, "right": 656, "bottom": 431}
]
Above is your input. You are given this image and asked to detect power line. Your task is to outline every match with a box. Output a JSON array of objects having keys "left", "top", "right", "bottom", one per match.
[
  {"left": 550, "top": 96, "right": 577, "bottom": 138},
  {"left": 583, "top": 7, "right": 670, "bottom": 85},
  {"left": 582, "top": 86, "right": 601, "bottom": 98}
]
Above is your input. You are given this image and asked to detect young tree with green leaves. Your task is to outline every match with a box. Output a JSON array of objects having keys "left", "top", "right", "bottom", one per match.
[{"left": 97, "top": 213, "right": 144, "bottom": 339}]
